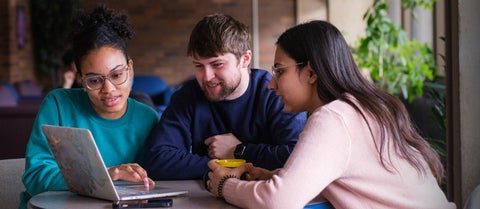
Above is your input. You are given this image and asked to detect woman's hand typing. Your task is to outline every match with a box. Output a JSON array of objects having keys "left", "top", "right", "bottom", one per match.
[{"left": 108, "top": 163, "right": 155, "bottom": 188}]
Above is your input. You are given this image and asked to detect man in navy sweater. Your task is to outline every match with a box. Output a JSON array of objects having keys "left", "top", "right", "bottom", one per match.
[{"left": 144, "top": 14, "right": 306, "bottom": 180}]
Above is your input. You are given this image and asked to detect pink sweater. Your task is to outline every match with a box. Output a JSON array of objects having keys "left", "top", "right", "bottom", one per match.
[{"left": 222, "top": 98, "right": 456, "bottom": 209}]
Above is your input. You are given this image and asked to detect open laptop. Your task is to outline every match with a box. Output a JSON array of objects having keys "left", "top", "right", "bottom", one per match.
[{"left": 41, "top": 124, "right": 188, "bottom": 202}]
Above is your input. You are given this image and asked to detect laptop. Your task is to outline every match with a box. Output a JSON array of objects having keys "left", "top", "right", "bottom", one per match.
[{"left": 41, "top": 124, "right": 188, "bottom": 202}]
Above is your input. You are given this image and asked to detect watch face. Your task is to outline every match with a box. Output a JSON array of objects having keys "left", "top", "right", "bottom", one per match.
[{"left": 234, "top": 144, "right": 246, "bottom": 159}]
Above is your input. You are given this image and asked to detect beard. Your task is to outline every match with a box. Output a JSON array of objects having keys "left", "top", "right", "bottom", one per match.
[{"left": 202, "top": 78, "right": 241, "bottom": 102}]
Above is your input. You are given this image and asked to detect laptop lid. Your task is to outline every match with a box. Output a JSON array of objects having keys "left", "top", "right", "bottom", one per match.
[{"left": 41, "top": 125, "right": 187, "bottom": 201}]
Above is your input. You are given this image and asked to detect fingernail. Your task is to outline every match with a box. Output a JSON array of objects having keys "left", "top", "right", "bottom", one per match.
[{"left": 144, "top": 177, "right": 149, "bottom": 188}]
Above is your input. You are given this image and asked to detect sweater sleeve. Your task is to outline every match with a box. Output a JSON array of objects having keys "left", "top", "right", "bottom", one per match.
[
  {"left": 222, "top": 106, "right": 351, "bottom": 209},
  {"left": 22, "top": 92, "right": 68, "bottom": 196},
  {"left": 143, "top": 88, "right": 210, "bottom": 180},
  {"left": 241, "top": 106, "right": 306, "bottom": 170}
]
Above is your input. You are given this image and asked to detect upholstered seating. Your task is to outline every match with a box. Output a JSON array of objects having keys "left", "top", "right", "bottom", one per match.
[
  {"left": 0, "top": 158, "right": 26, "bottom": 209},
  {"left": 0, "top": 82, "right": 42, "bottom": 160},
  {"left": 132, "top": 75, "right": 175, "bottom": 114},
  {"left": 14, "top": 80, "right": 43, "bottom": 99},
  {"left": 465, "top": 184, "right": 480, "bottom": 209},
  {"left": 0, "top": 82, "right": 18, "bottom": 107}
]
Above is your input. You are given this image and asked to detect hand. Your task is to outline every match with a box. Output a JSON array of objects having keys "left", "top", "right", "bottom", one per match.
[
  {"left": 63, "top": 71, "right": 76, "bottom": 88},
  {"left": 108, "top": 163, "right": 155, "bottom": 188},
  {"left": 205, "top": 159, "right": 249, "bottom": 197},
  {"left": 204, "top": 133, "right": 241, "bottom": 159},
  {"left": 244, "top": 164, "right": 278, "bottom": 181}
]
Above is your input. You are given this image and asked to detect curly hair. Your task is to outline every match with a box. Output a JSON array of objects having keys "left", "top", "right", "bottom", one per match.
[{"left": 71, "top": 4, "right": 134, "bottom": 74}]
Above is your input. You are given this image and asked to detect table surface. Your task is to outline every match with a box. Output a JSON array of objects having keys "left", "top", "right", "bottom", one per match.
[{"left": 28, "top": 180, "right": 331, "bottom": 209}]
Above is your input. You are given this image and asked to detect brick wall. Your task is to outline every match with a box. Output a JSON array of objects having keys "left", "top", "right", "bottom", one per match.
[
  {"left": 0, "top": 0, "right": 35, "bottom": 84},
  {"left": 1, "top": 0, "right": 295, "bottom": 87},
  {"left": 81, "top": 0, "right": 296, "bottom": 86},
  {"left": 0, "top": 0, "right": 9, "bottom": 82}
]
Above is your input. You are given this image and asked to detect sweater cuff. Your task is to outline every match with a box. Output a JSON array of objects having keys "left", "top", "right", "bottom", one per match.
[{"left": 222, "top": 178, "right": 242, "bottom": 202}]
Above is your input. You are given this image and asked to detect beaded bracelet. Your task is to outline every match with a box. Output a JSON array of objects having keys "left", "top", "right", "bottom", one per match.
[
  {"left": 217, "top": 174, "right": 237, "bottom": 199},
  {"left": 203, "top": 170, "right": 212, "bottom": 192}
]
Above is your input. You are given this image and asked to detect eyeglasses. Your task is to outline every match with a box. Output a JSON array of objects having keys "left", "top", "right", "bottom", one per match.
[
  {"left": 271, "top": 63, "right": 303, "bottom": 81},
  {"left": 82, "top": 66, "right": 129, "bottom": 90}
]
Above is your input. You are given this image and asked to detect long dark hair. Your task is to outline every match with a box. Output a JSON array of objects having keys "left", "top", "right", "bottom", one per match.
[
  {"left": 70, "top": 4, "right": 134, "bottom": 74},
  {"left": 277, "top": 20, "right": 443, "bottom": 183}
]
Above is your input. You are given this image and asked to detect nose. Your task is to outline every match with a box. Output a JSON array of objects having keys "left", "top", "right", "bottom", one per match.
[
  {"left": 267, "top": 78, "right": 277, "bottom": 91},
  {"left": 100, "top": 78, "right": 116, "bottom": 92},
  {"left": 202, "top": 66, "right": 216, "bottom": 81}
]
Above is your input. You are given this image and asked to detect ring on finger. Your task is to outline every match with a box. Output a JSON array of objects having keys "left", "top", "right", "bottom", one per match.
[
  {"left": 207, "top": 180, "right": 212, "bottom": 191},
  {"left": 203, "top": 170, "right": 212, "bottom": 192}
]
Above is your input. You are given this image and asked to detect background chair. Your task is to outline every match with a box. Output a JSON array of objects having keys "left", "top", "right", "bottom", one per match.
[
  {"left": 132, "top": 75, "right": 175, "bottom": 114},
  {"left": 0, "top": 158, "right": 26, "bottom": 209},
  {"left": 0, "top": 82, "right": 19, "bottom": 107},
  {"left": 13, "top": 80, "right": 43, "bottom": 99},
  {"left": 0, "top": 82, "right": 41, "bottom": 160},
  {"left": 464, "top": 184, "right": 480, "bottom": 209}
]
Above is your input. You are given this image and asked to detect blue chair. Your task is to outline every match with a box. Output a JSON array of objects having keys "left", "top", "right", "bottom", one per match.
[
  {"left": 13, "top": 80, "right": 44, "bottom": 100},
  {"left": 0, "top": 82, "right": 19, "bottom": 107},
  {"left": 305, "top": 201, "right": 334, "bottom": 209},
  {"left": 132, "top": 75, "right": 174, "bottom": 114}
]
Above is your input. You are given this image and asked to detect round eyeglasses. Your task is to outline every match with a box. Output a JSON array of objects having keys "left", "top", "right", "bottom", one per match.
[
  {"left": 82, "top": 66, "right": 129, "bottom": 90},
  {"left": 271, "top": 63, "right": 303, "bottom": 81}
]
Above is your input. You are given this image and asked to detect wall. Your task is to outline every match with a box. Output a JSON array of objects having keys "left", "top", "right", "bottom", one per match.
[
  {"left": 80, "top": 0, "right": 295, "bottom": 86},
  {"left": 328, "top": 0, "right": 371, "bottom": 46},
  {"left": 446, "top": 0, "right": 480, "bottom": 206},
  {"left": 0, "top": 0, "right": 295, "bottom": 88},
  {"left": 296, "top": 0, "right": 371, "bottom": 46},
  {"left": 0, "top": 0, "right": 8, "bottom": 82},
  {"left": 0, "top": 0, "right": 35, "bottom": 83},
  {"left": 458, "top": 0, "right": 480, "bottom": 205}
]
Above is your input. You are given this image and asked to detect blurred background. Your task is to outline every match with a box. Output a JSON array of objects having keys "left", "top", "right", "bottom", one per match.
[
  {"left": 1, "top": 0, "right": 445, "bottom": 90},
  {"left": 0, "top": 0, "right": 479, "bottom": 208}
]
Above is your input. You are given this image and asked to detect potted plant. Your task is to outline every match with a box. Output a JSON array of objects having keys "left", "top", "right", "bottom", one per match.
[
  {"left": 352, "top": 0, "right": 447, "bottom": 186},
  {"left": 352, "top": 0, "right": 437, "bottom": 103}
]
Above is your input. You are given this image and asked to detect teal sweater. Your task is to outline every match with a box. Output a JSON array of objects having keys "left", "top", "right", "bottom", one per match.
[{"left": 20, "top": 88, "right": 159, "bottom": 206}]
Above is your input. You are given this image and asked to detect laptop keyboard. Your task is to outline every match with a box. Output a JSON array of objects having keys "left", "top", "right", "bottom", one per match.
[{"left": 115, "top": 186, "right": 154, "bottom": 197}]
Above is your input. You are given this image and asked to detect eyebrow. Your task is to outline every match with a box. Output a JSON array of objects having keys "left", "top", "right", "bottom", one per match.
[
  {"left": 83, "top": 64, "right": 126, "bottom": 76},
  {"left": 192, "top": 59, "right": 226, "bottom": 66}
]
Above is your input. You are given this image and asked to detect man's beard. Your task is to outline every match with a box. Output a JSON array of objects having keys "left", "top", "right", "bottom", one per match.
[{"left": 202, "top": 78, "right": 240, "bottom": 102}]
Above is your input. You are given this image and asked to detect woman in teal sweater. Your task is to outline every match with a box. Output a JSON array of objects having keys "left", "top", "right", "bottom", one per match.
[{"left": 20, "top": 5, "right": 159, "bottom": 208}]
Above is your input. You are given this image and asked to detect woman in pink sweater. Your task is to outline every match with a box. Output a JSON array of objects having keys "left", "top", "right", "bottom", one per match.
[{"left": 205, "top": 20, "right": 456, "bottom": 209}]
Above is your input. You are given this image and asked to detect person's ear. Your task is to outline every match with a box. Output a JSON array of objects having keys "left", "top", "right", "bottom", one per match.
[
  {"left": 128, "top": 58, "right": 134, "bottom": 71},
  {"left": 306, "top": 63, "right": 317, "bottom": 84},
  {"left": 128, "top": 58, "right": 135, "bottom": 84},
  {"left": 240, "top": 50, "right": 252, "bottom": 68}
]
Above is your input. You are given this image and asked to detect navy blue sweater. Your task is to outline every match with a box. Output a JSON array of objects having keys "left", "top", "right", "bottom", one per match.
[{"left": 144, "top": 69, "right": 306, "bottom": 179}]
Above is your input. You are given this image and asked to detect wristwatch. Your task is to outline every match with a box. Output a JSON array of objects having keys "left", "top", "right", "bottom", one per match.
[{"left": 234, "top": 143, "right": 246, "bottom": 159}]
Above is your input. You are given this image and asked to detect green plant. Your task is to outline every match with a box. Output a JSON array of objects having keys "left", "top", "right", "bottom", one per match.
[
  {"left": 425, "top": 80, "right": 447, "bottom": 186},
  {"left": 427, "top": 86, "right": 446, "bottom": 159},
  {"left": 352, "top": 0, "right": 437, "bottom": 102},
  {"left": 353, "top": 0, "right": 447, "bottom": 187}
]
